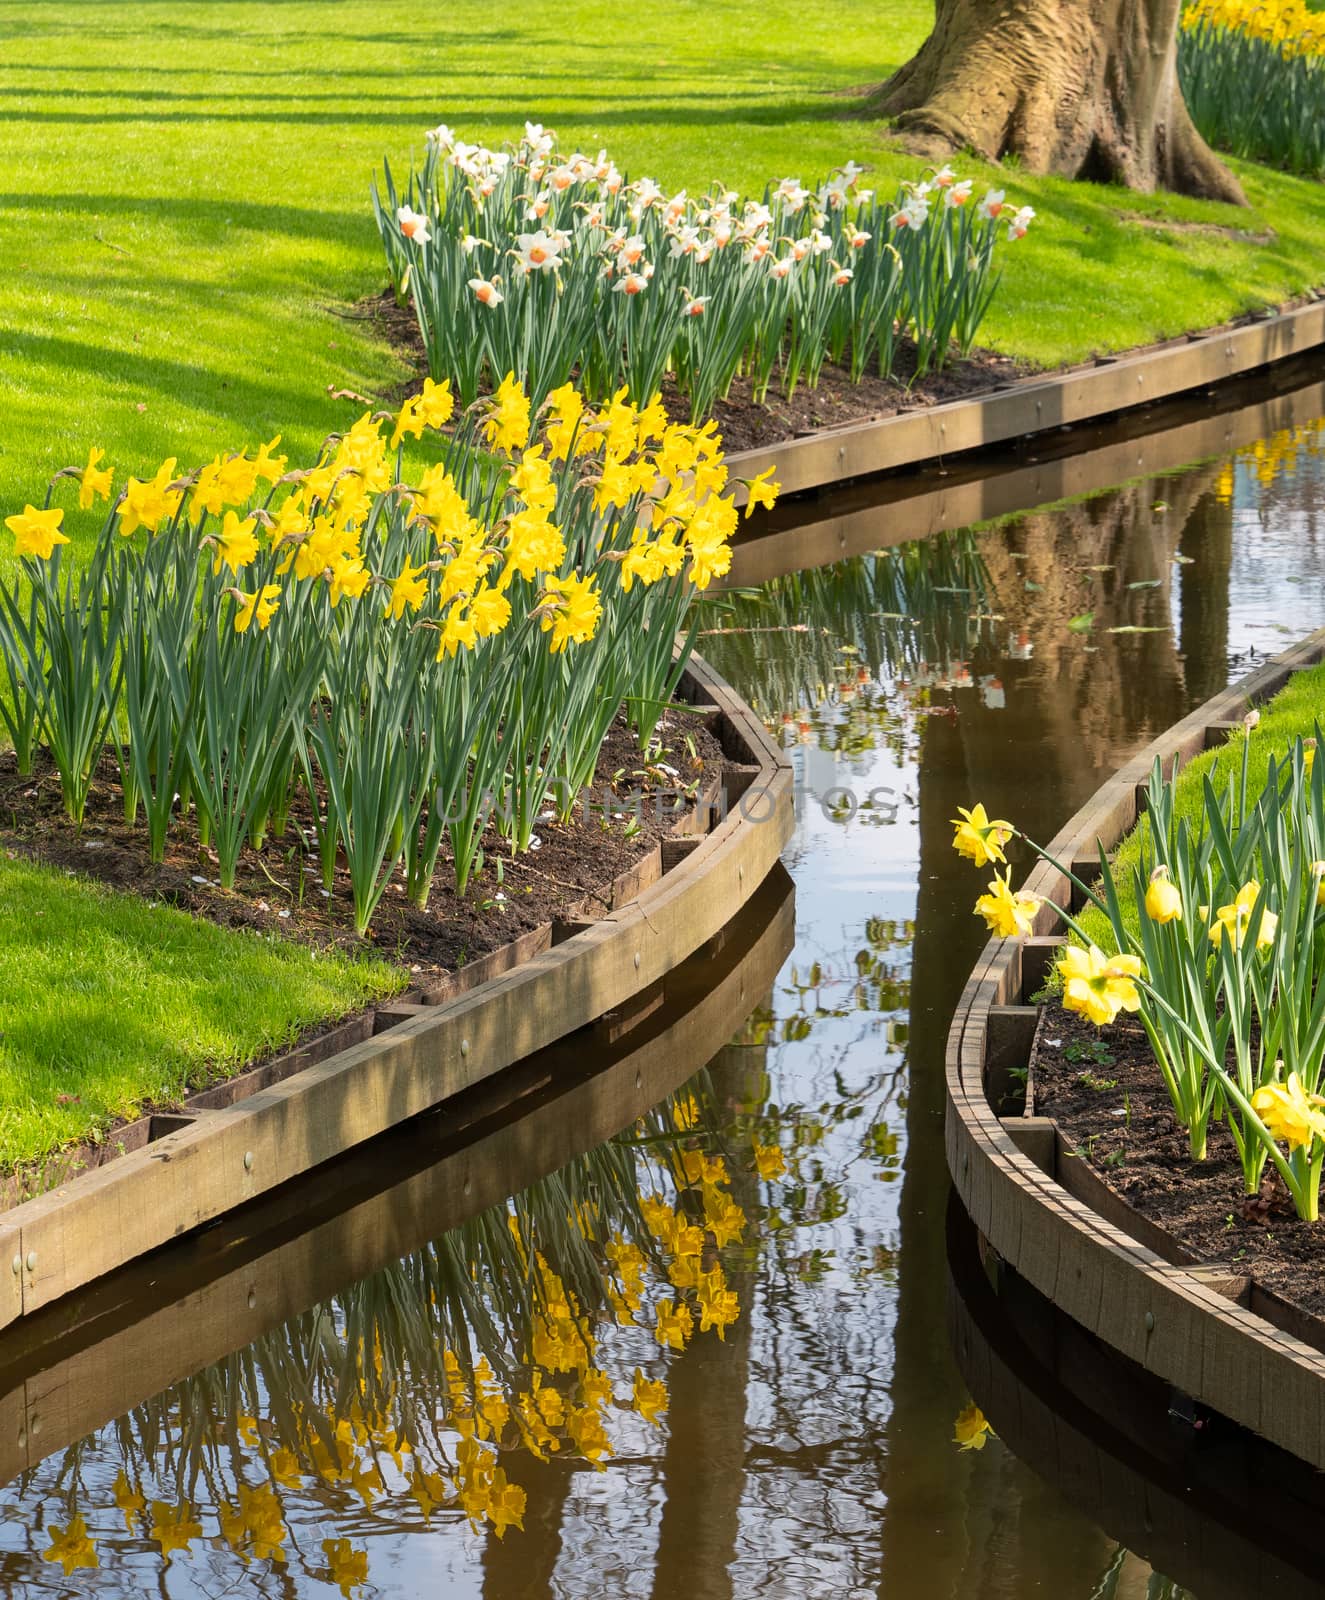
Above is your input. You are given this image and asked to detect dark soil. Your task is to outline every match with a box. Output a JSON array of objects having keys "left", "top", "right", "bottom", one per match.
[
  {"left": 1032, "top": 999, "right": 1325, "bottom": 1316},
  {"left": 0, "top": 706, "right": 725, "bottom": 985},
  {"left": 356, "top": 288, "right": 1029, "bottom": 455}
]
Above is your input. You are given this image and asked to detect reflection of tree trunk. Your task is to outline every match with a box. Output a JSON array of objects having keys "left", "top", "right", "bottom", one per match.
[
  {"left": 877, "top": 705, "right": 979, "bottom": 1600},
  {"left": 650, "top": 1044, "right": 760, "bottom": 1600},
  {"left": 1178, "top": 489, "right": 1234, "bottom": 708},
  {"left": 878, "top": 706, "right": 1117, "bottom": 1597},
  {"left": 971, "top": 468, "right": 1218, "bottom": 819},
  {"left": 867, "top": 0, "right": 1244, "bottom": 202},
  {"left": 481, "top": 1452, "right": 572, "bottom": 1599}
]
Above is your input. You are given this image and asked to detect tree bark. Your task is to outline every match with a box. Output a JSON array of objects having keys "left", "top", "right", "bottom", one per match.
[{"left": 869, "top": 0, "right": 1246, "bottom": 204}]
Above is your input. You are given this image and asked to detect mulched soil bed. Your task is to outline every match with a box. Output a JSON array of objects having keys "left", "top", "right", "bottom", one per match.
[
  {"left": 359, "top": 289, "right": 1029, "bottom": 455},
  {"left": 0, "top": 704, "right": 725, "bottom": 985},
  {"left": 1032, "top": 998, "right": 1325, "bottom": 1317}
]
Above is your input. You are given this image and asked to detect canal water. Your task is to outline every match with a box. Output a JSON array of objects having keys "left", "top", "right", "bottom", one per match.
[{"left": 2, "top": 374, "right": 1323, "bottom": 1597}]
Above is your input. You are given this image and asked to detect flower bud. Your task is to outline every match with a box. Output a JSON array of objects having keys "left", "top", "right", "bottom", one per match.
[{"left": 1144, "top": 865, "right": 1182, "bottom": 924}]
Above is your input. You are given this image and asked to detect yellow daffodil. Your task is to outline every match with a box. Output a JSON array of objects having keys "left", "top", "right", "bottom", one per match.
[
  {"left": 500, "top": 508, "right": 565, "bottom": 587},
  {"left": 417, "top": 376, "right": 455, "bottom": 430},
  {"left": 1252, "top": 1072, "right": 1325, "bottom": 1151},
  {"left": 1208, "top": 881, "right": 1277, "bottom": 950},
  {"left": 43, "top": 1516, "right": 97, "bottom": 1576},
  {"left": 684, "top": 521, "right": 733, "bottom": 590},
  {"left": 437, "top": 604, "right": 478, "bottom": 658},
  {"left": 469, "top": 583, "right": 511, "bottom": 638},
  {"left": 954, "top": 1403, "right": 994, "bottom": 1451},
  {"left": 390, "top": 395, "right": 424, "bottom": 450},
  {"left": 485, "top": 372, "right": 531, "bottom": 454},
  {"left": 1144, "top": 864, "right": 1183, "bottom": 923},
  {"left": 388, "top": 556, "right": 429, "bottom": 619},
  {"left": 974, "top": 869, "right": 1041, "bottom": 938},
  {"left": 545, "top": 382, "right": 585, "bottom": 459},
  {"left": 328, "top": 554, "right": 370, "bottom": 607},
  {"left": 252, "top": 434, "right": 287, "bottom": 483},
  {"left": 951, "top": 802, "right": 1014, "bottom": 867},
  {"left": 745, "top": 466, "right": 780, "bottom": 516},
  {"left": 1312, "top": 860, "right": 1325, "bottom": 907},
  {"left": 233, "top": 583, "right": 281, "bottom": 633},
  {"left": 78, "top": 446, "right": 114, "bottom": 509},
  {"left": 540, "top": 570, "right": 601, "bottom": 652},
  {"left": 621, "top": 538, "right": 665, "bottom": 592},
  {"left": 5, "top": 504, "right": 68, "bottom": 560},
  {"left": 1057, "top": 943, "right": 1144, "bottom": 1027},
  {"left": 211, "top": 509, "right": 260, "bottom": 575}
]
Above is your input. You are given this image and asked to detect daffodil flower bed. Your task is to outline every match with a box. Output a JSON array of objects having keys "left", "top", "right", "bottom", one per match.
[
  {"left": 374, "top": 121, "right": 1032, "bottom": 422},
  {"left": 1, "top": 378, "right": 774, "bottom": 944},
  {"left": 952, "top": 660, "right": 1325, "bottom": 1224},
  {"left": 1180, "top": 0, "right": 1325, "bottom": 176}
]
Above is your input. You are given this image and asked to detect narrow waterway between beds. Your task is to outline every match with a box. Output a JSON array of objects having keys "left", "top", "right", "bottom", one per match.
[{"left": 1, "top": 378, "right": 1323, "bottom": 1598}]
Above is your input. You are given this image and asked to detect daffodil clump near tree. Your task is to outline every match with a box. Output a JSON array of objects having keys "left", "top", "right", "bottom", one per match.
[
  {"left": 2, "top": 376, "right": 778, "bottom": 940},
  {"left": 375, "top": 122, "right": 1032, "bottom": 419},
  {"left": 952, "top": 697, "right": 1325, "bottom": 1223},
  {"left": 1179, "top": 0, "right": 1325, "bottom": 177}
]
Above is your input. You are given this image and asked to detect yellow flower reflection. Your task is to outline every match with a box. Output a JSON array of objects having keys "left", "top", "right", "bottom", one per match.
[{"left": 953, "top": 1403, "right": 995, "bottom": 1451}]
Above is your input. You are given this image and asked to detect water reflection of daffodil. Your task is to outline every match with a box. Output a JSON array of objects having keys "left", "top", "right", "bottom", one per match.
[
  {"left": 754, "top": 1141, "right": 786, "bottom": 1179},
  {"left": 113, "top": 1468, "right": 145, "bottom": 1532},
  {"left": 954, "top": 1403, "right": 994, "bottom": 1451},
  {"left": 150, "top": 1501, "right": 202, "bottom": 1565},
  {"left": 323, "top": 1537, "right": 369, "bottom": 1596},
  {"left": 43, "top": 1516, "right": 97, "bottom": 1576}
]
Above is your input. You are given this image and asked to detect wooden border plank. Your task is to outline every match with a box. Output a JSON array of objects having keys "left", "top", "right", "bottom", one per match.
[{"left": 725, "top": 300, "right": 1325, "bottom": 506}]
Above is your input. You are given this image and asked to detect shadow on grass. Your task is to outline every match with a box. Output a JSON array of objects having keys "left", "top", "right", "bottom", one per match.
[
  {"left": 1, "top": 328, "right": 349, "bottom": 432},
  {"left": 0, "top": 96, "right": 860, "bottom": 127},
  {"left": 0, "top": 190, "right": 367, "bottom": 247}
]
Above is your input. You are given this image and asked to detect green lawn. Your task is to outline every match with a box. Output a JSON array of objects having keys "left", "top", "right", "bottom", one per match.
[
  {"left": 1076, "top": 660, "right": 1325, "bottom": 952},
  {"left": 3, "top": 0, "right": 1324, "bottom": 540},
  {"left": 0, "top": 854, "right": 401, "bottom": 1175}
]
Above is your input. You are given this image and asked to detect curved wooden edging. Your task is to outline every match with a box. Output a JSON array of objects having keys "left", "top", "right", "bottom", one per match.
[
  {"left": 724, "top": 359, "right": 1325, "bottom": 590},
  {"left": 0, "top": 653, "right": 791, "bottom": 1327},
  {"left": 946, "top": 1203, "right": 1325, "bottom": 1600},
  {"left": 947, "top": 626, "right": 1325, "bottom": 1472},
  {"left": 726, "top": 297, "right": 1325, "bottom": 504}
]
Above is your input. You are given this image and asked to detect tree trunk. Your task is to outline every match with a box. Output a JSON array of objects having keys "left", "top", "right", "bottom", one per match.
[{"left": 869, "top": 0, "right": 1246, "bottom": 204}]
